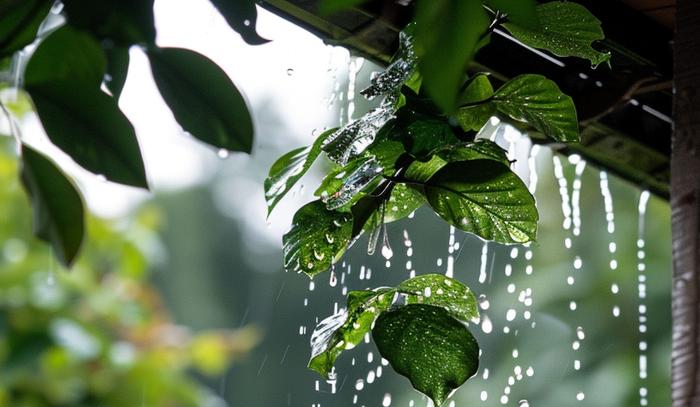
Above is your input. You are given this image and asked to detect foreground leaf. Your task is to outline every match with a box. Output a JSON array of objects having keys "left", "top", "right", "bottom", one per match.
[
  {"left": 309, "top": 288, "right": 394, "bottom": 378},
  {"left": 27, "top": 82, "right": 148, "bottom": 188},
  {"left": 283, "top": 200, "right": 352, "bottom": 277},
  {"left": 209, "top": 0, "right": 270, "bottom": 45},
  {"left": 484, "top": 0, "right": 539, "bottom": 29},
  {"left": 62, "top": 0, "right": 156, "bottom": 45},
  {"left": 0, "top": 0, "right": 52, "bottom": 57},
  {"left": 493, "top": 74, "right": 578, "bottom": 142},
  {"left": 148, "top": 47, "right": 254, "bottom": 153},
  {"left": 373, "top": 304, "right": 480, "bottom": 406},
  {"left": 424, "top": 159, "right": 538, "bottom": 243},
  {"left": 24, "top": 26, "right": 106, "bottom": 88},
  {"left": 20, "top": 145, "right": 84, "bottom": 267},
  {"left": 396, "top": 274, "right": 479, "bottom": 322},
  {"left": 456, "top": 73, "right": 495, "bottom": 131},
  {"left": 104, "top": 46, "right": 130, "bottom": 100},
  {"left": 413, "top": 0, "right": 489, "bottom": 112},
  {"left": 502, "top": 1, "right": 610, "bottom": 66},
  {"left": 264, "top": 128, "right": 336, "bottom": 217}
]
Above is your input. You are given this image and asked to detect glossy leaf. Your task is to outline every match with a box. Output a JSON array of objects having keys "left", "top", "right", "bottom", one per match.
[
  {"left": 283, "top": 200, "right": 352, "bottom": 277},
  {"left": 484, "top": 0, "right": 539, "bottom": 29},
  {"left": 361, "top": 27, "right": 417, "bottom": 100},
  {"left": 383, "top": 183, "right": 424, "bottom": 223},
  {"left": 404, "top": 139, "right": 509, "bottom": 182},
  {"left": 24, "top": 25, "right": 106, "bottom": 88},
  {"left": 308, "top": 288, "right": 394, "bottom": 378},
  {"left": 396, "top": 274, "right": 479, "bottom": 322},
  {"left": 20, "top": 145, "right": 84, "bottom": 267},
  {"left": 0, "top": 0, "right": 52, "bottom": 57},
  {"left": 502, "top": 1, "right": 610, "bottom": 66},
  {"left": 27, "top": 82, "right": 148, "bottom": 188},
  {"left": 373, "top": 304, "right": 480, "bottom": 406},
  {"left": 104, "top": 46, "right": 130, "bottom": 100},
  {"left": 148, "top": 47, "right": 254, "bottom": 153},
  {"left": 209, "top": 0, "right": 270, "bottom": 45},
  {"left": 321, "top": 106, "right": 395, "bottom": 165},
  {"left": 316, "top": 156, "right": 383, "bottom": 211},
  {"left": 264, "top": 128, "right": 336, "bottom": 217},
  {"left": 456, "top": 74, "right": 495, "bottom": 131},
  {"left": 62, "top": 0, "right": 155, "bottom": 45},
  {"left": 397, "top": 111, "right": 460, "bottom": 160},
  {"left": 493, "top": 74, "right": 578, "bottom": 142},
  {"left": 413, "top": 0, "right": 489, "bottom": 112},
  {"left": 424, "top": 159, "right": 538, "bottom": 243}
]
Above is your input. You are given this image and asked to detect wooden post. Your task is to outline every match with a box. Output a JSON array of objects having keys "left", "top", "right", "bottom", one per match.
[{"left": 672, "top": 0, "right": 700, "bottom": 406}]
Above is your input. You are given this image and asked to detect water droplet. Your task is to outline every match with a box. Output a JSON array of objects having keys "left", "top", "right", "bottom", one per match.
[{"left": 286, "top": 68, "right": 294, "bottom": 76}]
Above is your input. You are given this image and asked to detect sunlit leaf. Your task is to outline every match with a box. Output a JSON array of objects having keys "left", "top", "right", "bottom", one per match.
[
  {"left": 24, "top": 26, "right": 106, "bottom": 88},
  {"left": 308, "top": 287, "right": 394, "bottom": 378},
  {"left": 265, "top": 128, "right": 336, "bottom": 217},
  {"left": 148, "top": 47, "right": 254, "bottom": 153},
  {"left": 502, "top": 1, "right": 610, "bottom": 66},
  {"left": 493, "top": 74, "right": 578, "bottom": 142},
  {"left": 424, "top": 159, "right": 538, "bottom": 243},
  {"left": 413, "top": 0, "right": 489, "bottom": 113},
  {"left": 62, "top": 0, "right": 156, "bottom": 45},
  {"left": 396, "top": 274, "right": 479, "bottom": 322},
  {"left": 27, "top": 83, "right": 148, "bottom": 188},
  {"left": 20, "top": 145, "right": 84, "bottom": 267},
  {"left": 0, "top": 0, "right": 52, "bottom": 57},
  {"left": 283, "top": 200, "right": 352, "bottom": 277},
  {"left": 209, "top": 0, "right": 270, "bottom": 45},
  {"left": 373, "top": 304, "right": 480, "bottom": 406}
]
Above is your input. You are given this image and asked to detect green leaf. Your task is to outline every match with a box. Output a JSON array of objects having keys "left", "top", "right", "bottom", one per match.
[
  {"left": 317, "top": 0, "right": 370, "bottom": 14},
  {"left": 396, "top": 111, "right": 460, "bottom": 160},
  {"left": 413, "top": 0, "right": 489, "bottom": 113},
  {"left": 373, "top": 304, "right": 480, "bottom": 407},
  {"left": 493, "top": 74, "right": 578, "bottom": 142},
  {"left": 20, "top": 145, "right": 85, "bottom": 267},
  {"left": 484, "top": 0, "right": 539, "bottom": 29},
  {"left": 104, "top": 46, "right": 130, "bottom": 100},
  {"left": 361, "top": 27, "right": 417, "bottom": 99},
  {"left": 321, "top": 107, "right": 395, "bottom": 165},
  {"left": 383, "top": 183, "right": 424, "bottom": 223},
  {"left": 396, "top": 274, "right": 479, "bottom": 322},
  {"left": 148, "top": 47, "right": 254, "bottom": 153},
  {"left": 502, "top": 1, "right": 610, "bottom": 66},
  {"left": 24, "top": 26, "right": 106, "bottom": 88},
  {"left": 424, "top": 159, "right": 538, "bottom": 243},
  {"left": 308, "top": 287, "right": 394, "bottom": 378},
  {"left": 209, "top": 0, "right": 270, "bottom": 45},
  {"left": 0, "top": 0, "right": 52, "bottom": 57},
  {"left": 264, "top": 128, "right": 336, "bottom": 217},
  {"left": 283, "top": 200, "right": 352, "bottom": 277},
  {"left": 62, "top": 0, "right": 156, "bottom": 45},
  {"left": 26, "top": 82, "right": 148, "bottom": 188},
  {"left": 455, "top": 74, "right": 496, "bottom": 131},
  {"left": 315, "top": 156, "right": 383, "bottom": 211}
]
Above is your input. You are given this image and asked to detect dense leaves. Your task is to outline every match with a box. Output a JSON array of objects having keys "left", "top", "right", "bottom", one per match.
[
  {"left": 493, "top": 74, "right": 579, "bottom": 142},
  {"left": 424, "top": 159, "right": 538, "bottom": 243},
  {"left": 265, "top": 128, "right": 336, "bottom": 216},
  {"left": 283, "top": 200, "right": 352, "bottom": 277},
  {"left": 148, "top": 47, "right": 254, "bottom": 153},
  {"left": 373, "top": 305, "right": 479, "bottom": 407},
  {"left": 20, "top": 145, "right": 84, "bottom": 267},
  {"left": 503, "top": 1, "right": 610, "bottom": 66}
]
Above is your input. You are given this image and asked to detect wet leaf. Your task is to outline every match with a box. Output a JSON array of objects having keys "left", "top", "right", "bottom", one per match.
[
  {"left": 283, "top": 200, "right": 352, "bottom": 277},
  {"left": 20, "top": 145, "right": 84, "bottom": 267},
  {"left": 502, "top": 1, "right": 610, "bottom": 66},
  {"left": 373, "top": 304, "right": 480, "bottom": 406},
  {"left": 383, "top": 183, "right": 424, "bottom": 223},
  {"left": 493, "top": 74, "right": 578, "bottom": 142},
  {"left": 361, "top": 28, "right": 417, "bottom": 99},
  {"left": 396, "top": 274, "right": 479, "bottom": 322},
  {"left": 209, "top": 0, "right": 270, "bottom": 45},
  {"left": 424, "top": 159, "right": 538, "bottom": 243},
  {"left": 104, "top": 46, "right": 130, "bottom": 100},
  {"left": 148, "top": 47, "right": 254, "bottom": 153},
  {"left": 62, "top": 0, "right": 156, "bottom": 45},
  {"left": 265, "top": 128, "right": 336, "bottom": 217},
  {"left": 309, "top": 288, "right": 394, "bottom": 378},
  {"left": 0, "top": 0, "right": 52, "bottom": 57},
  {"left": 321, "top": 106, "right": 395, "bottom": 165},
  {"left": 24, "top": 26, "right": 106, "bottom": 88},
  {"left": 484, "top": 0, "right": 539, "bottom": 29},
  {"left": 413, "top": 0, "right": 489, "bottom": 113},
  {"left": 315, "top": 156, "right": 383, "bottom": 211},
  {"left": 26, "top": 82, "right": 148, "bottom": 188},
  {"left": 455, "top": 73, "right": 495, "bottom": 131},
  {"left": 396, "top": 110, "right": 460, "bottom": 161}
]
